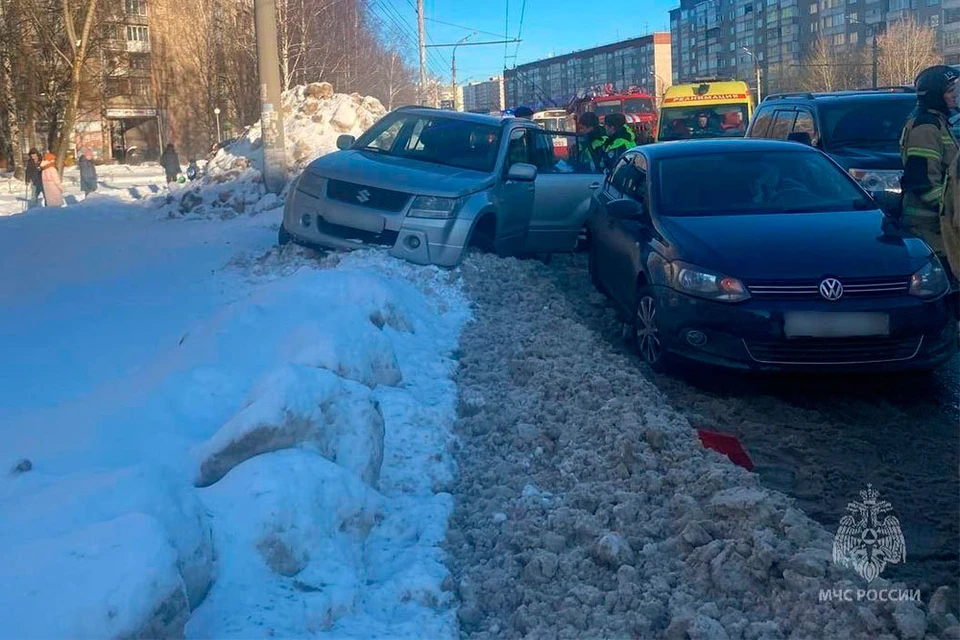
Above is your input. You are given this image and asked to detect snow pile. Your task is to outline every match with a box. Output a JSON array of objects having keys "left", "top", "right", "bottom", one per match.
[
  {"left": 446, "top": 252, "right": 960, "bottom": 640},
  {"left": 162, "top": 82, "right": 386, "bottom": 219},
  {"left": 0, "top": 186, "right": 469, "bottom": 638}
]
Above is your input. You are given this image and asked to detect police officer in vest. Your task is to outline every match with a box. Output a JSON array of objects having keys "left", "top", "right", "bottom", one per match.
[
  {"left": 602, "top": 112, "right": 637, "bottom": 170},
  {"left": 899, "top": 65, "right": 960, "bottom": 263},
  {"left": 576, "top": 111, "right": 608, "bottom": 172}
]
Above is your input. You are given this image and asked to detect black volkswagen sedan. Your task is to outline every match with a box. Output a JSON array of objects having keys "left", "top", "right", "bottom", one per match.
[{"left": 588, "top": 139, "right": 958, "bottom": 373}]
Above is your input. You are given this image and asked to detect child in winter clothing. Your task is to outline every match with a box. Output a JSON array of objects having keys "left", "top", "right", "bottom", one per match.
[
  {"left": 25, "top": 148, "right": 43, "bottom": 207},
  {"left": 78, "top": 148, "right": 98, "bottom": 197},
  {"left": 186, "top": 159, "right": 199, "bottom": 181},
  {"left": 40, "top": 152, "right": 64, "bottom": 207}
]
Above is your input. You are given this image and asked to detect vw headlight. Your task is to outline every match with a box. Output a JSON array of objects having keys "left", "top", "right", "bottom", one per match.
[
  {"left": 408, "top": 195, "right": 462, "bottom": 219},
  {"left": 665, "top": 261, "right": 750, "bottom": 303},
  {"left": 908, "top": 258, "right": 949, "bottom": 299},
  {"left": 848, "top": 169, "right": 902, "bottom": 194},
  {"left": 296, "top": 171, "right": 327, "bottom": 198}
]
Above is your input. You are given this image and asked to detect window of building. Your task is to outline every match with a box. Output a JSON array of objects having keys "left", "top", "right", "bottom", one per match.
[
  {"left": 131, "top": 78, "right": 151, "bottom": 97},
  {"left": 126, "top": 25, "right": 148, "bottom": 42},
  {"left": 946, "top": 8, "right": 960, "bottom": 23},
  {"left": 849, "top": 31, "right": 859, "bottom": 43},
  {"left": 928, "top": 0, "right": 939, "bottom": 4},
  {"left": 125, "top": 0, "right": 146, "bottom": 15},
  {"left": 129, "top": 54, "right": 150, "bottom": 70},
  {"left": 834, "top": 33, "right": 845, "bottom": 45}
]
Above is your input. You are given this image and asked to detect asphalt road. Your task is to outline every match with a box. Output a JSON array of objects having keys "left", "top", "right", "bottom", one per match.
[{"left": 541, "top": 252, "right": 960, "bottom": 594}]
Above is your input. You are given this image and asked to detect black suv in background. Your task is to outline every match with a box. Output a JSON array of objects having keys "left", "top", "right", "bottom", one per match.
[{"left": 745, "top": 88, "right": 917, "bottom": 207}]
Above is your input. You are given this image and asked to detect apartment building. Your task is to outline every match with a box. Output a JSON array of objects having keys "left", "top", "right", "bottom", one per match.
[
  {"left": 503, "top": 33, "right": 673, "bottom": 110},
  {"left": 671, "top": 0, "right": 951, "bottom": 94},
  {"left": 72, "top": 0, "right": 254, "bottom": 162},
  {"left": 461, "top": 77, "right": 505, "bottom": 114}
]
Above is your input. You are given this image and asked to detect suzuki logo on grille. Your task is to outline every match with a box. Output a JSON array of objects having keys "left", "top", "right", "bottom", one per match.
[
  {"left": 356, "top": 189, "right": 371, "bottom": 203},
  {"left": 820, "top": 278, "right": 844, "bottom": 301}
]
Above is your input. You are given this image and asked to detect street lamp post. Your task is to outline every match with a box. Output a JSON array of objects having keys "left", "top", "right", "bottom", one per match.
[
  {"left": 849, "top": 17, "right": 878, "bottom": 89},
  {"left": 649, "top": 71, "right": 667, "bottom": 101},
  {"left": 451, "top": 33, "right": 476, "bottom": 112},
  {"left": 213, "top": 107, "right": 222, "bottom": 144},
  {"left": 741, "top": 47, "right": 762, "bottom": 103}
]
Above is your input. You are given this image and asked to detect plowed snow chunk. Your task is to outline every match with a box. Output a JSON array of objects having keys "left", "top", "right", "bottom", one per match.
[
  {"left": 0, "top": 513, "right": 187, "bottom": 639},
  {"left": 280, "top": 311, "right": 403, "bottom": 388},
  {"left": 0, "top": 466, "right": 213, "bottom": 610},
  {"left": 193, "top": 364, "right": 384, "bottom": 488},
  {"left": 187, "top": 450, "right": 383, "bottom": 636}
]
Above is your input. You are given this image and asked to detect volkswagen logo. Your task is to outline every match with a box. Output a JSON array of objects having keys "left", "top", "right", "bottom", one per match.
[
  {"left": 356, "top": 189, "right": 371, "bottom": 204},
  {"left": 819, "top": 278, "right": 844, "bottom": 301}
]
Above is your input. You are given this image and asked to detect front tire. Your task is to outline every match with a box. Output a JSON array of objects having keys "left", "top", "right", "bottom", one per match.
[{"left": 633, "top": 286, "right": 672, "bottom": 373}]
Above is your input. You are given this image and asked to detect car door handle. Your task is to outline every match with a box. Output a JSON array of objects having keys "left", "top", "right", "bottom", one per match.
[{"left": 588, "top": 182, "right": 601, "bottom": 190}]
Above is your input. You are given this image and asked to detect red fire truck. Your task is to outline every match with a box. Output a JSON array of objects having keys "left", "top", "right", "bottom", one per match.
[{"left": 571, "top": 86, "right": 658, "bottom": 143}]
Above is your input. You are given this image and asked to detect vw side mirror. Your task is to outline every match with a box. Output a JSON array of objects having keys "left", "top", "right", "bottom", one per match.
[
  {"left": 874, "top": 190, "right": 902, "bottom": 217},
  {"left": 507, "top": 162, "right": 538, "bottom": 182},
  {"left": 787, "top": 131, "right": 813, "bottom": 146},
  {"left": 336, "top": 134, "right": 356, "bottom": 150}
]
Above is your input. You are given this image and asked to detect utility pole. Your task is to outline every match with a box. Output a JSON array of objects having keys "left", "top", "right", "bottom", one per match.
[
  {"left": 417, "top": 0, "right": 427, "bottom": 105},
  {"left": 254, "top": 0, "right": 286, "bottom": 194},
  {"left": 872, "top": 30, "right": 878, "bottom": 89},
  {"left": 742, "top": 47, "right": 762, "bottom": 103}
]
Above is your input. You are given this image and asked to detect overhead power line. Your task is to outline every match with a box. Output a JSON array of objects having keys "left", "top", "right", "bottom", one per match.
[
  {"left": 424, "top": 17, "right": 508, "bottom": 39},
  {"left": 512, "top": 0, "right": 527, "bottom": 67}
]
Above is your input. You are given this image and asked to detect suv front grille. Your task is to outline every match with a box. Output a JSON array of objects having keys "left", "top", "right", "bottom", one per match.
[
  {"left": 743, "top": 336, "right": 922, "bottom": 365},
  {"left": 326, "top": 180, "right": 411, "bottom": 212},
  {"left": 747, "top": 277, "right": 910, "bottom": 299}
]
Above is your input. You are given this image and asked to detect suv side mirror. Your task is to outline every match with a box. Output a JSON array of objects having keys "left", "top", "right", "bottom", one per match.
[
  {"left": 787, "top": 131, "right": 813, "bottom": 146},
  {"left": 506, "top": 162, "right": 538, "bottom": 182},
  {"left": 607, "top": 197, "right": 643, "bottom": 220},
  {"left": 336, "top": 134, "right": 356, "bottom": 150}
]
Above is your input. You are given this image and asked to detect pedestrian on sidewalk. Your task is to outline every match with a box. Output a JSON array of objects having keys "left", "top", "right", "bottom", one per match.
[
  {"left": 24, "top": 148, "right": 43, "bottom": 208},
  {"left": 39, "top": 152, "right": 64, "bottom": 208},
  {"left": 160, "top": 143, "right": 181, "bottom": 185},
  {"left": 78, "top": 148, "right": 98, "bottom": 198}
]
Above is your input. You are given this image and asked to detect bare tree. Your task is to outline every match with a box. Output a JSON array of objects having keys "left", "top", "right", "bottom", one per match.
[
  {"left": 877, "top": 17, "right": 942, "bottom": 87},
  {"left": 798, "top": 34, "right": 865, "bottom": 92}
]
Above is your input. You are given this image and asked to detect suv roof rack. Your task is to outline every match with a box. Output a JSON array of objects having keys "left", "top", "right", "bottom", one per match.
[{"left": 762, "top": 91, "right": 815, "bottom": 102}]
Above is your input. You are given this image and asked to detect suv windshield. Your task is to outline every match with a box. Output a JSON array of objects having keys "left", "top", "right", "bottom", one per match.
[
  {"left": 821, "top": 97, "right": 915, "bottom": 150},
  {"left": 656, "top": 150, "right": 874, "bottom": 216},
  {"left": 353, "top": 112, "right": 503, "bottom": 173},
  {"left": 658, "top": 104, "right": 748, "bottom": 141}
]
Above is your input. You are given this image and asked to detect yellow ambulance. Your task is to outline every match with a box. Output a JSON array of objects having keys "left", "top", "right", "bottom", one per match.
[{"left": 656, "top": 80, "right": 755, "bottom": 142}]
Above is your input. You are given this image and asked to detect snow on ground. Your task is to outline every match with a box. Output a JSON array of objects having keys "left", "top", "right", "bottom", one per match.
[
  {"left": 0, "top": 181, "right": 468, "bottom": 637},
  {"left": 156, "top": 82, "right": 386, "bottom": 220},
  {"left": 0, "top": 163, "right": 167, "bottom": 217},
  {"left": 445, "top": 252, "right": 959, "bottom": 640}
]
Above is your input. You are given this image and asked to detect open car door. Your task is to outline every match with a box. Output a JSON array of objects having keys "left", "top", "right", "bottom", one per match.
[{"left": 523, "top": 129, "right": 605, "bottom": 253}]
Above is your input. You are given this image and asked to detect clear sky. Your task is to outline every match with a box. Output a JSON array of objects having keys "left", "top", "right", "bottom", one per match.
[{"left": 380, "top": 0, "right": 678, "bottom": 84}]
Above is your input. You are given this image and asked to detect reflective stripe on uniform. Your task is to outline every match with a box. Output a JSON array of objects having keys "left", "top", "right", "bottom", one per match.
[
  {"left": 906, "top": 147, "right": 942, "bottom": 160},
  {"left": 921, "top": 185, "right": 944, "bottom": 203}
]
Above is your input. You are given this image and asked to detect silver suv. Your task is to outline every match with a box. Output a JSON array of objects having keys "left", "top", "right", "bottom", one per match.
[{"left": 280, "top": 107, "right": 603, "bottom": 267}]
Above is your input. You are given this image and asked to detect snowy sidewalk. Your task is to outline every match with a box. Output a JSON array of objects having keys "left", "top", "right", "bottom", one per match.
[{"left": 444, "top": 253, "right": 953, "bottom": 640}]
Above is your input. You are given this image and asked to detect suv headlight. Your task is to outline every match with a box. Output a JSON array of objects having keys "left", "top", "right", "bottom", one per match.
[
  {"left": 664, "top": 261, "right": 751, "bottom": 303},
  {"left": 296, "top": 172, "right": 327, "bottom": 198},
  {"left": 849, "top": 169, "right": 902, "bottom": 194},
  {"left": 908, "top": 258, "right": 949, "bottom": 299},
  {"left": 408, "top": 195, "right": 462, "bottom": 219}
]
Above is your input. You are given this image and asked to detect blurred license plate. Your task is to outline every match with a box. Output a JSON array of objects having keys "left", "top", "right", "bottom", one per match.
[{"left": 784, "top": 312, "right": 890, "bottom": 338}]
